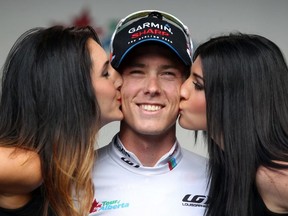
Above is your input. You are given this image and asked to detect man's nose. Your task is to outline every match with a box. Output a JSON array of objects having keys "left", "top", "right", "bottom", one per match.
[{"left": 143, "top": 76, "right": 161, "bottom": 96}]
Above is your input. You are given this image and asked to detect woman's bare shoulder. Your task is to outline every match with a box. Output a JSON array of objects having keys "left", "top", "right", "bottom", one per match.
[
  {"left": 0, "top": 146, "right": 42, "bottom": 194},
  {"left": 256, "top": 163, "right": 288, "bottom": 214}
]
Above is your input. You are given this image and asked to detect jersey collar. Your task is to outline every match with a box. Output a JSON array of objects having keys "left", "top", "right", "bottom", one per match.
[{"left": 108, "top": 134, "right": 183, "bottom": 175}]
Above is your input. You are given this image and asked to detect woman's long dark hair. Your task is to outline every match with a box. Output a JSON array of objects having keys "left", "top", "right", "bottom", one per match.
[
  {"left": 0, "top": 26, "right": 101, "bottom": 216},
  {"left": 194, "top": 33, "right": 288, "bottom": 216}
]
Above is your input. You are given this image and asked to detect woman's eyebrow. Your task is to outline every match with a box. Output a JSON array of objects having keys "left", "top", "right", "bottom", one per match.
[{"left": 193, "top": 72, "right": 204, "bottom": 81}]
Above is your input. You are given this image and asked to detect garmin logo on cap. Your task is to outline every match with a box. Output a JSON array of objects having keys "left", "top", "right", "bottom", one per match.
[{"left": 128, "top": 22, "right": 173, "bottom": 35}]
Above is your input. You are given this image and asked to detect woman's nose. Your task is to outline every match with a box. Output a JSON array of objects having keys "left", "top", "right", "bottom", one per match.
[
  {"left": 180, "top": 78, "right": 190, "bottom": 100},
  {"left": 114, "top": 71, "right": 123, "bottom": 90}
]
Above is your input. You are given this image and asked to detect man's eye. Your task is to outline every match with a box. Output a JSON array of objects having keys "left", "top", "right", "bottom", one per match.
[
  {"left": 192, "top": 81, "right": 204, "bottom": 90},
  {"left": 159, "top": 71, "right": 180, "bottom": 81},
  {"left": 162, "top": 72, "right": 176, "bottom": 77},
  {"left": 130, "top": 70, "right": 143, "bottom": 74},
  {"left": 127, "top": 70, "right": 145, "bottom": 77}
]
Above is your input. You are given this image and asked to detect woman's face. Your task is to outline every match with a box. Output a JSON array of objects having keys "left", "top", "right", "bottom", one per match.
[
  {"left": 179, "top": 56, "right": 207, "bottom": 130},
  {"left": 87, "top": 38, "right": 123, "bottom": 127}
]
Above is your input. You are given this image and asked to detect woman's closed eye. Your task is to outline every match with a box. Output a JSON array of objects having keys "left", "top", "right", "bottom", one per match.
[
  {"left": 192, "top": 81, "right": 204, "bottom": 90},
  {"left": 102, "top": 71, "right": 110, "bottom": 78}
]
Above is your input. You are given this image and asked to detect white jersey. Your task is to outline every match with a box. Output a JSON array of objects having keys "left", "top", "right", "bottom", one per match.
[{"left": 89, "top": 135, "right": 209, "bottom": 216}]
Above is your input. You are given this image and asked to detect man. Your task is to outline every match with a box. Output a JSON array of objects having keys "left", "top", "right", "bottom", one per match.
[{"left": 90, "top": 10, "right": 209, "bottom": 216}]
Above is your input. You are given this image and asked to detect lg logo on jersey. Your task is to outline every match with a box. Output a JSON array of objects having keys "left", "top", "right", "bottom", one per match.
[{"left": 182, "top": 194, "right": 210, "bottom": 207}]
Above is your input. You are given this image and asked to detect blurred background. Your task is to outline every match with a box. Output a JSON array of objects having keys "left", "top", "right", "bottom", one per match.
[{"left": 1, "top": 0, "right": 287, "bottom": 157}]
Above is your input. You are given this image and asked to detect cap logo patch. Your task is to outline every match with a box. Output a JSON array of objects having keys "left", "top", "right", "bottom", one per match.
[{"left": 128, "top": 22, "right": 173, "bottom": 35}]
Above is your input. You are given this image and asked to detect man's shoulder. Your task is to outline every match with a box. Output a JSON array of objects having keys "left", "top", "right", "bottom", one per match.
[
  {"left": 181, "top": 147, "right": 207, "bottom": 159},
  {"left": 94, "top": 142, "right": 112, "bottom": 163},
  {"left": 180, "top": 147, "right": 208, "bottom": 168}
]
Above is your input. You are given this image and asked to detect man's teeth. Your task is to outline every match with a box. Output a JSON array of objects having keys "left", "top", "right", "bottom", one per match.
[{"left": 141, "top": 104, "right": 162, "bottom": 111}]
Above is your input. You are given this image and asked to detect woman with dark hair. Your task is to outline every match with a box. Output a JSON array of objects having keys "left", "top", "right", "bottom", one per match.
[
  {"left": 179, "top": 33, "right": 288, "bottom": 216},
  {"left": 0, "top": 25, "right": 123, "bottom": 216}
]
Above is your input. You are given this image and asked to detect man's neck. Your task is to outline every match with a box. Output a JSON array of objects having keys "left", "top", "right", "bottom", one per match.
[{"left": 118, "top": 124, "right": 176, "bottom": 167}]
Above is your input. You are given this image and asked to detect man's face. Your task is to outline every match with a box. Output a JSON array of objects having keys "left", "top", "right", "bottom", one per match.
[{"left": 120, "top": 43, "right": 186, "bottom": 135}]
